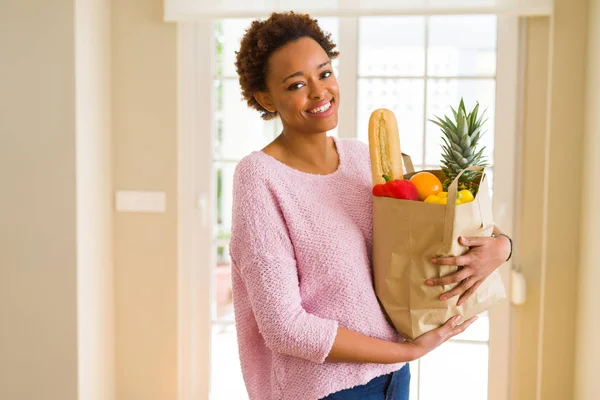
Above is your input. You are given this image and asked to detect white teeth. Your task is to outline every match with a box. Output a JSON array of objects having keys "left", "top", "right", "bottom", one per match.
[{"left": 308, "top": 101, "right": 332, "bottom": 114}]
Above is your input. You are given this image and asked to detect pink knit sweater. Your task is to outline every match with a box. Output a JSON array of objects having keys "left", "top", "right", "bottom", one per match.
[{"left": 229, "top": 136, "right": 405, "bottom": 400}]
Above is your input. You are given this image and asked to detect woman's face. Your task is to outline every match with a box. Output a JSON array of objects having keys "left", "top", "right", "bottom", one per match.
[{"left": 255, "top": 37, "right": 340, "bottom": 135}]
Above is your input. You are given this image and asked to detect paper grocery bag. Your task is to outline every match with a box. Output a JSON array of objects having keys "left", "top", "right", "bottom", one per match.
[{"left": 372, "top": 163, "right": 506, "bottom": 340}]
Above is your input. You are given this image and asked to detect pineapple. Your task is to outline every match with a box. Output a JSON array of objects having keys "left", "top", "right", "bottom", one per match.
[{"left": 430, "top": 98, "right": 488, "bottom": 195}]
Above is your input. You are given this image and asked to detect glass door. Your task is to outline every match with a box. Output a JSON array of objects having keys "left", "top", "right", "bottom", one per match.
[{"left": 198, "top": 14, "right": 511, "bottom": 400}]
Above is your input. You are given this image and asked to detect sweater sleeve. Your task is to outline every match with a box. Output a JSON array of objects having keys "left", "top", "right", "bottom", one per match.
[{"left": 229, "top": 158, "right": 339, "bottom": 364}]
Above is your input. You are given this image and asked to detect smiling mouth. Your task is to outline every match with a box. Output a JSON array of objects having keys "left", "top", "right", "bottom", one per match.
[{"left": 307, "top": 99, "right": 334, "bottom": 114}]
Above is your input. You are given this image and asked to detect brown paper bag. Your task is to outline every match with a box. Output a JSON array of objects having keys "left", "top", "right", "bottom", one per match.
[{"left": 372, "top": 160, "right": 506, "bottom": 340}]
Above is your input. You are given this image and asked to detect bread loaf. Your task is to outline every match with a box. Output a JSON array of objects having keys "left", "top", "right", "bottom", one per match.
[{"left": 368, "top": 108, "right": 403, "bottom": 186}]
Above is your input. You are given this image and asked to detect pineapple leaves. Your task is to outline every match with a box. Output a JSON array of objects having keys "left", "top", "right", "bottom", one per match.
[
  {"left": 430, "top": 97, "right": 489, "bottom": 188},
  {"left": 444, "top": 116, "right": 457, "bottom": 132},
  {"left": 459, "top": 134, "right": 472, "bottom": 150},
  {"left": 450, "top": 106, "right": 458, "bottom": 122},
  {"left": 469, "top": 103, "right": 480, "bottom": 129}
]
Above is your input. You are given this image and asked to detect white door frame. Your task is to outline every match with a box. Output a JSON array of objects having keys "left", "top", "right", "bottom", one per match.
[
  {"left": 489, "top": 15, "right": 522, "bottom": 400},
  {"left": 176, "top": 16, "right": 522, "bottom": 400},
  {"left": 177, "top": 20, "right": 215, "bottom": 400}
]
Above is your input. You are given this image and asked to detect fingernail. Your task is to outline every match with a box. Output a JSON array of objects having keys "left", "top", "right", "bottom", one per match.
[
  {"left": 440, "top": 295, "right": 447, "bottom": 301},
  {"left": 425, "top": 280, "right": 433, "bottom": 286},
  {"left": 460, "top": 236, "right": 467, "bottom": 244},
  {"left": 431, "top": 258, "right": 437, "bottom": 264}
]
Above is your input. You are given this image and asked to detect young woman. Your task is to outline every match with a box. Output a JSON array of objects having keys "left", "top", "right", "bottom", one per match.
[{"left": 229, "top": 12, "right": 512, "bottom": 400}]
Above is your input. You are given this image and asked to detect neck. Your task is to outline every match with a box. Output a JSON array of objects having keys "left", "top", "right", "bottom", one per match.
[{"left": 279, "top": 130, "right": 333, "bottom": 168}]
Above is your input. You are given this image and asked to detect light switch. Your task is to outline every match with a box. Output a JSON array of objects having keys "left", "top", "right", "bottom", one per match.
[{"left": 115, "top": 190, "right": 166, "bottom": 213}]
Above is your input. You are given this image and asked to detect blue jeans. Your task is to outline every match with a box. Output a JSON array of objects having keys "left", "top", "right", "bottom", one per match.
[{"left": 320, "top": 363, "right": 410, "bottom": 400}]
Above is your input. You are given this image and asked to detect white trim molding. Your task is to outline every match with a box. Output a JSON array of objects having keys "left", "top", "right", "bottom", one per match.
[
  {"left": 177, "top": 21, "right": 215, "bottom": 400},
  {"left": 337, "top": 17, "right": 359, "bottom": 139},
  {"left": 488, "top": 15, "right": 521, "bottom": 400},
  {"left": 165, "top": 3, "right": 553, "bottom": 21}
]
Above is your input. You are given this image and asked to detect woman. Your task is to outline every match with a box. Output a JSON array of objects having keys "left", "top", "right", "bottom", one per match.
[{"left": 229, "top": 12, "right": 512, "bottom": 400}]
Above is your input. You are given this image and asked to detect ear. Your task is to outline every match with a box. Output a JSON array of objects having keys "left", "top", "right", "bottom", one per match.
[{"left": 254, "top": 92, "right": 276, "bottom": 113}]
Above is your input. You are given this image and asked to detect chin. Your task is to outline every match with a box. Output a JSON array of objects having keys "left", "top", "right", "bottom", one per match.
[
  {"left": 311, "top": 113, "right": 339, "bottom": 133},
  {"left": 324, "top": 119, "right": 339, "bottom": 133}
]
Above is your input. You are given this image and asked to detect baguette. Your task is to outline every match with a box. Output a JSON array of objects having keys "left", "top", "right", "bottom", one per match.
[{"left": 368, "top": 108, "right": 403, "bottom": 186}]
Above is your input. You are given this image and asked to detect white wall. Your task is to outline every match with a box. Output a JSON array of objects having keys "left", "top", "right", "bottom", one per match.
[
  {"left": 575, "top": 0, "right": 600, "bottom": 398},
  {"left": 0, "top": 1, "right": 79, "bottom": 398},
  {"left": 111, "top": 0, "right": 179, "bottom": 398},
  {"left": 0, "top": 0, "right": 115, "bottom": 398}
]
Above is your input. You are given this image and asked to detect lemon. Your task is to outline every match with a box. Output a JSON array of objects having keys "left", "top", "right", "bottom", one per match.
[
  {"left": 438, "top": 192, "right": 448, "bottom": 198},
  {"left": 436, "top": 196, "right": 463, "bottom": 205},
  {"left": 424, "top": 195, "right": 441, "bottom": 204},
  {"left": 458, "top": 189, "right": 475, "bottom": 203}
]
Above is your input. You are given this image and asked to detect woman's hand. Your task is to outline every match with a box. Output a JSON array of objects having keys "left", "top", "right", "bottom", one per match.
[
  {"left": 408, "top": 315, "right": 478, "bottom": 359},
  {"left": 426, "top": 233, "right": 511, "bottom": 306}
]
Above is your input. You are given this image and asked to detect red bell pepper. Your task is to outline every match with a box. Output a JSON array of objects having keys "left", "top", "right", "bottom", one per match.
[
  {"left": 373, "top": 175, "right": 419, "bottom": 201},
  {"left": 372, "top": 183, "right": 391, "bottom": 197}
]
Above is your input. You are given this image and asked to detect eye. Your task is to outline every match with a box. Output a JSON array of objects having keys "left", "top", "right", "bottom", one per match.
[
  {"left": 288, "top": 82, "right": 305, "bottom": 91},
  {"left": 321, "top": 70, "right": 333, "bottom": 79}
]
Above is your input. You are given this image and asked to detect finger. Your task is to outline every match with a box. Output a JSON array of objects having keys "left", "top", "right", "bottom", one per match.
[
  {"left": 431, "top": 255, "right": 470, "bottom": 266},
  {"left": 440, "top": 315, "right": 463, "bottom": 339},
  {"left": 457, "top": 280, "right": 483, "bottom": 306},
  {"left": 459, "top": 236, "right": 487, "bottom": 247},
  {"left": 440, "top": 278, "right": 473, "bottom": 301},
  {"left": 416, "top": 315, "right": 461, "bottom": 342},
  {"left": 451, "top": 316, "right": 478, "bottom": 336},
  {"left": 426, "top": 268, "right": 471, "bottom": 286},
  {"left": 440, "top": 315, "right": 462, "bottom": 330}
]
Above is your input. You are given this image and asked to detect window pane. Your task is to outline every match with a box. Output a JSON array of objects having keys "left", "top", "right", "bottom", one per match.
[
  {"left": 215, "top": 162, "right": 236, "bottom": 239},
  {"left": 425, "top": 79, "right": 495, "bottom": 166},
  {"left": 316, "top": 17, "right": 340, "bottom": 47},
  {"left": 486, "top": 167, "right": 494, "bottom": 196},
  {"left": 211, "top": 324, "right": 248, "bottom": 400},
  {"left": 215, "top": 79, "right": 277, "bottom": 161},
  {"left": 218, "top": 19, "right": 254, "bottom": 78},
  {"left": 452, "top": 310, "right": 489, "bottom": 342},
  {"left": 357, "top": 78, "right": 425, "bottom": 165},
  {"left": 359, "top": 16, "right": 426, "bottom": 77},
  {"left": 419, "top": 341, "right": 489, "bottom": 400},
  {"left": 409, "top": 361, "right": 420, "bottom": 400},
  {"left": 428, "top": 15, "right": 497, "bottom": 77},
  {"left": 214, "top": 242, "right": 234, "bottom": 321}
]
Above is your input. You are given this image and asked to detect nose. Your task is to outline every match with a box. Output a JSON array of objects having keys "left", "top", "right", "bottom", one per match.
[{"left": 308, "top": 79, "right": 327, "bottom": 100}]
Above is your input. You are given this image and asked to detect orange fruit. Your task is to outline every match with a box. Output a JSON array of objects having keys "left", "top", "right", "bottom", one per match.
[{"left": 409, "top": 172, "right": 443, "bottom": 201}]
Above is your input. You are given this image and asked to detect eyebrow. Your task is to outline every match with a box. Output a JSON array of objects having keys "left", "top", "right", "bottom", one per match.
[{"left": 282, "top": 61, "right": 331, "bottom": 84}]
